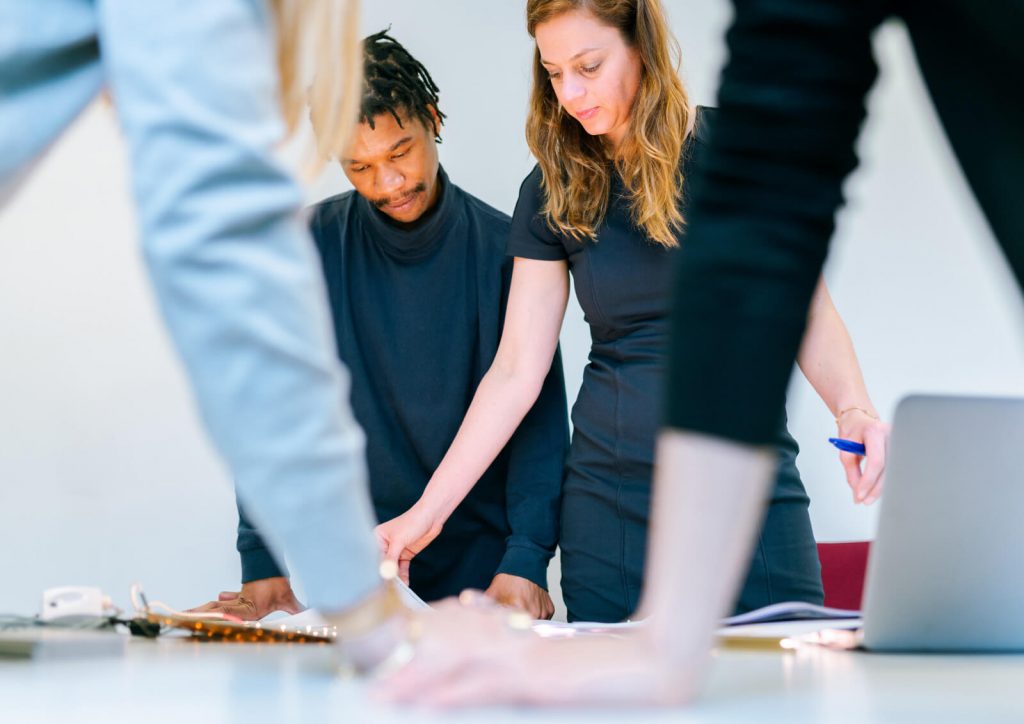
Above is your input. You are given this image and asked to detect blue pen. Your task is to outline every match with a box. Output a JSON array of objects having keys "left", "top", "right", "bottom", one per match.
[{"left": 828, "top": 437, "right": 866, "bottom": 456}]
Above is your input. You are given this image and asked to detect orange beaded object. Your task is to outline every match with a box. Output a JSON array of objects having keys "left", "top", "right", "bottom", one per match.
[
  {"left": 143, "top": 611, "right": 334, "bottom": 644},
  {"left": 129, "top": 582, "right": 335, "bottom": 644}
]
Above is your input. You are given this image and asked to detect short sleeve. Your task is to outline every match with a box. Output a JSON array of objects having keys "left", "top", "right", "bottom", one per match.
[{"left": 506, "top": 166, "right": 569, "bottom": 261}]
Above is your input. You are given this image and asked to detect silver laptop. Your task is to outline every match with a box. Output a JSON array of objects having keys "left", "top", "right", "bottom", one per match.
[{"left": 861, "top": 394, "right": 1024, "bottom": 651}]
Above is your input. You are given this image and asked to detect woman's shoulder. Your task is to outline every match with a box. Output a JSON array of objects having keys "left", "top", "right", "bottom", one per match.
[
  {"left": 513, "top": 163, "right": 548, "bottom": 217},
  {"left": 520, "top": 163, "right": 545, "bottom": 194},
  {"left": 508, "top": 163, "right": 570, "bottom": 257}
]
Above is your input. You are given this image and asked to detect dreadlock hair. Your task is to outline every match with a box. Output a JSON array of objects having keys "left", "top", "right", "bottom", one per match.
[{"left": 360, "top": 30, "right": 446, "bottom": 143}]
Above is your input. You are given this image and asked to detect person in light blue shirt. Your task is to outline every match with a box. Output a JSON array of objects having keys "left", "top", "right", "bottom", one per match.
[{"left": 0, "top": 0, "right": 390, "bottom": 635}]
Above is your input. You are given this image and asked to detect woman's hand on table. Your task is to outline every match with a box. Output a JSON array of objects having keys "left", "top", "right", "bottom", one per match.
[{"left": 373, "top": 596, "right": 703, "bottom": 708}]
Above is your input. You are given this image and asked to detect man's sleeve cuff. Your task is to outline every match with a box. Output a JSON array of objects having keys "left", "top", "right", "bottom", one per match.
[
  {"left": 495, "top": 544, "right": 551, "bottom": 590},
  {"left": 239, "top": 545, "right": 287, "bottom": 584}
]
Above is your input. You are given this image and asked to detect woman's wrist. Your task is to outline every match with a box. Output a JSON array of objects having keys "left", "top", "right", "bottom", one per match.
[
  {"left": 323, "top": 575, "right": 417, "bottom": 677},
  {"left": 631, "top": 621, "right": 710, "bottom": 700},
  {"left": 416, "top": 478, "right": 458, "bottom": 524},
  {"left": 335, "top": 609, "right": 416, "bottom": 678},
  {"left": 835, "top": 405, "right": 880, "bottom": 425},
  {"left": 322, "top": 580, "right": 400, "bottom": 633}
]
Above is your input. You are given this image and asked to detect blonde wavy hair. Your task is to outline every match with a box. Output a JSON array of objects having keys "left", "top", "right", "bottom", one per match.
[
  {"left": 526, "top": 0, "right": 691, "bottom": 248},
  {"left": 270, "top": 0, "right": 361, "bottom": 158}
]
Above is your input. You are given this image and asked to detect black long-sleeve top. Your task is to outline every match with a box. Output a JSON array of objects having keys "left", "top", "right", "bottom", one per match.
[
  {"left": 665, "top": 0, "right": 886, "bottom": 443},
  {"left": 237, "top": 168, "right": 569, "bottom": 601},
  {"left": 666, "top": 0, "right": 1023, "bottom": 443}
]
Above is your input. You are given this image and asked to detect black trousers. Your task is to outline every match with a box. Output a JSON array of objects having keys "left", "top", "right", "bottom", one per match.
[{"left": 902, "top": 0, "right": 1024, "bottom": 288}]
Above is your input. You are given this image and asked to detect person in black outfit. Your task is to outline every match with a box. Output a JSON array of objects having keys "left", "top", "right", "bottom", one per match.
[
  {"left": 376, "top": 0, "right": 887, "bottom": 625},
  {"left": 192, "top": 31, "right": 569, "bottom": 621},
  {"left": 668, "top": 0, "right": 1024, "bottom": 444},
  {"left": 378, "top": 0, "right": 1024, "bottom": 709}
]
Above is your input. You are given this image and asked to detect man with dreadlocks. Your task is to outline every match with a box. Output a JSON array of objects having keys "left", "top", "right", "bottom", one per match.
[{"left": 192, "top": 31, "right": 568, "bottom": 620}]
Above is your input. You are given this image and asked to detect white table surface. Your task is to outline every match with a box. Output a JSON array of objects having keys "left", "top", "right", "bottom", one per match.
[{"left": 1, "top": 627, "right": 1022, "bottom": 724}]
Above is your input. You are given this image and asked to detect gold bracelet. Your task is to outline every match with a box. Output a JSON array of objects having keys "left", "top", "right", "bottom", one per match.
[{"left": 835, "top": 406, "right": 879, "bottom": 425}]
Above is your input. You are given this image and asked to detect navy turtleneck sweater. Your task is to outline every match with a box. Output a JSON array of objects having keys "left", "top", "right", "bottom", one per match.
[{"left": 236, "top": 168, "right": 569, "bottom": 601}]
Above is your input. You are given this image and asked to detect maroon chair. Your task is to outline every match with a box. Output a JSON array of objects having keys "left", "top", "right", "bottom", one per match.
[{"left": 817, "top": 541, "right": 872, "bottom": 611}]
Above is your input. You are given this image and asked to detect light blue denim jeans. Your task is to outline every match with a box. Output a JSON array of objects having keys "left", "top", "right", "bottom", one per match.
[{"left": 0, "top": 0, "right": 380, "bottom": 611}]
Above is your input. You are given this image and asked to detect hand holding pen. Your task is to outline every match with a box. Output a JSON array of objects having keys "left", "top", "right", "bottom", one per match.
[{"left": 828, "top": 407, "right": 890, "bottom": 505}]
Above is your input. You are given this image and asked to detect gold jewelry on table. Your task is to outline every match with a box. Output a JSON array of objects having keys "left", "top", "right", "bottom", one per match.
[{"left": 835, "top": 407, "right": 879, "bottom": 425}]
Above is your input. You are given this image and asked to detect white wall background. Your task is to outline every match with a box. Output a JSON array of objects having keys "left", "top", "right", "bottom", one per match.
[{"left": 1, "top": 2, "right": 1022, "bottom": 617}]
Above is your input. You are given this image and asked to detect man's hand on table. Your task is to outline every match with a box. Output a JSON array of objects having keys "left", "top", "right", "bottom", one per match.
[
  {"left": 485, "top": 573, "right": 554, "bottom": 620},
  {"left": 187, "top": 576, "right": 304, "bottom": 621}
]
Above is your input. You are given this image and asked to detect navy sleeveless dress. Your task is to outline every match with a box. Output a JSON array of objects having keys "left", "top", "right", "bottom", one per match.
[{"left": 507, "top": 108, "right": 824, "bottom": 622}]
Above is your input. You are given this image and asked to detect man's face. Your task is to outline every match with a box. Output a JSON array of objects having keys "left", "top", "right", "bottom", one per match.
[{"left": 341, "top": 109, "right": 440, "bottom": 223}]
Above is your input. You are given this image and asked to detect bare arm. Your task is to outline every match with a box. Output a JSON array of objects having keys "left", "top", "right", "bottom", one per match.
[
  {"left": 638, "top": 432, "right": 775, "bottom": 668},
  {"left": 375, "top": 258, "right": 570, "bottom": 570},
  {"left": 797, "top": 278, "right": 889, "bottom": 504},
  {"left": 797, "top": 277, "right": 875, "bottom": 418},
  {"left": 421, "top": 258, "right": 569, "bottom": 518}
]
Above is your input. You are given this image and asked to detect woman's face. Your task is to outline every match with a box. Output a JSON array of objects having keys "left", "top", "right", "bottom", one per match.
[{"left": 535, "top": 10, "right": 642, "bottom": 150}]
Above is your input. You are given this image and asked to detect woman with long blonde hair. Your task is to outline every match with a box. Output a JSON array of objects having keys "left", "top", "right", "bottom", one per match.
[
  {"left": 1, "top": 0, "right": 416, "bottom": 671},
  {"left": 377, "top": 0, "right": 887, "bottom": 624}
]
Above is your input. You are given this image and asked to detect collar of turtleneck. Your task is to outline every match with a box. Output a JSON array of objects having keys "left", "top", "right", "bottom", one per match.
[{"left": 357, "top": 165, "right": 456, "bottom": 262}]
